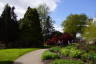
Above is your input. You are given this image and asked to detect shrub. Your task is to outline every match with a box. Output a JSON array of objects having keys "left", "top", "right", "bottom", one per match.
[
  {"left": 60, "top": 45, "right": 76, "bottom": 57},
  {"left": 88, "top": 53, "right": 96, "bottom": 60},
  {"left": 69, "top": 48, "right": 82, "bottom": 58},
  {"left": 60, "top": 46, "right": 83, "bottom": 58},
  {"left": 50, "top": 46, "right": 61, "bottom": 52},
  {"left": 81, "top": 53, "right": 90, "bottom": 61},
  {"left": 64, "top": 45, "right": 77, "bottom": 49},
  {"left": 60, "top": 48, "right": 69, "bottom": 56},
  {"left": 41, "top": 50, "right": 59, "bottom": 60},
  {"left": 88, "top": 45, "right": 96, "bottom": 51},
  {"left": 50, "top": 59, "right": 84, "bottom": 64}
]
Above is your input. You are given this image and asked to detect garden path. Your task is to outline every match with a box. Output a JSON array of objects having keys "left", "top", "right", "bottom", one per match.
[{"left": 13, "top": 49, "right": 47, "bottom": 64}]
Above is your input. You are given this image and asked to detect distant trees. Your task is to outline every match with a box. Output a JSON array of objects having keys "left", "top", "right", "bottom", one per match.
[
  {"left": 37, "top": 4, "right": 54, "bottom": 42},
  {"left": 62, "top": 14, "right": 88, "bottom": 37},
  {"left": 0, "top": 4, "right": 18, "bottom": 47},
  {"left": 19, "top": 7, "right": 43, "bottom": 47}
]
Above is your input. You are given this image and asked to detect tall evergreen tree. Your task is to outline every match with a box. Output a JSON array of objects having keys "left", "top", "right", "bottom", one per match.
[
  {"left": 19, "top": 7, "right": 43, "bottom": 47},
  {"left": 0, "top": 4, "right": 11, "bottom": 41},
  {"left": 0, "top": 4, "right": 18, "bottom": 47}
]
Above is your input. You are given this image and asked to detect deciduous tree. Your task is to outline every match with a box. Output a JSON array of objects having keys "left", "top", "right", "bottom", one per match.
[{"left": 62, "top": 14, "right": 88, "bottom": 37}]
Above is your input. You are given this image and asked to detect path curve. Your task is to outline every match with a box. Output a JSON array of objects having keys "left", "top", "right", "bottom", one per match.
[{"left": 13, "top": 49, "right": 47, "bottom": 64}]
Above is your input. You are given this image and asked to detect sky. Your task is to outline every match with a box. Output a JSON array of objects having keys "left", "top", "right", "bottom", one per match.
[{"left": 0, "top": 0, "right": 96, "bottom": 32}]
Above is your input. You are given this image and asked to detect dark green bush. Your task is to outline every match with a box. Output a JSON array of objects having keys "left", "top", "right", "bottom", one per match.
[
  {"left": 50, "top": 46, "right": 61, "bottom": 52},
  {"left": 50, "top": 59, "right": 84, "bottom": 64},
  {"left": 81, "top": 52, "right": 90, "bottom": 61},
  {"left": 88, "top": 53, "right": 96, "bottom": 60},
  {"left": 81, "top": 51, "right": 96, "bottom": 63},
  {"left": 88, "top": 45, "right": 96, "bottom": 51},
  {"left": 41, "top": 50, "right": 59, "bottom": 60}
]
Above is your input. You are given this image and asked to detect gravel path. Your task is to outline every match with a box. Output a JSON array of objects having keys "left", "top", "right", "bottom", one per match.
[{"left": 13, "top": 49, "right": 47, "bottom": 64}]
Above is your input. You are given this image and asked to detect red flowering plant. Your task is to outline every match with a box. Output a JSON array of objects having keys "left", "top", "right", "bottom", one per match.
[
  {"left": 60, "top": 32, "right": 74, "bottom": 45},
  {"left": 46, "top": 35, "right": 59, "bottom": 45},
  {"left": 46, "top": 32, "right": 74, "bottom": 45}
]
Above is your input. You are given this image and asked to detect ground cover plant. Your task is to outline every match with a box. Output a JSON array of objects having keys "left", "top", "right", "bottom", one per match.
[
  {"left": 49, "top": 46, "right": 61, "bottom": 52},
  {"left": 41, "top": 50, "right": 60, "bottom": 60},
  {"left": 42, "top": 43, "right": 96, "bottom": 64},
  {"left": 50, "top": 59, "right": 84, "bottom": 64}
]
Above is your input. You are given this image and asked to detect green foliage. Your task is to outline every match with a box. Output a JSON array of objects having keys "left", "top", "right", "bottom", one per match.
[
  {"left": 60, "top": 46, "right": 83, "bottom": 58},
  {"left": 0, "top": 4, "right": 18, "bottom": 40},
  {"left": 83, "top": 22, "right": 96, "bottom": 44},
  {"left": 0, "top": 4, "right": 18, "bottom": 47},
  {"left": 41, "top": 50, "right": 59, "bottom": 60},
  {"left": 50, "top": 46, "right": 61, "bottom": 52},
  {"left": 19, "top": 7, "right": 43, "bottom": 47},
  {"left": 88, "top": 53, "right": 96, "bottom": 60},
  {"left": 81, "top": 53, "right": 90, "bottom": 60},
  {"left": 64, "top": 45, "right": 77, "bottom": 49},
  {"left": 69, "top": 48, "right": 82, "bottom": 58},
  {"left": 62, "top": 14, "right": 88, "bottom": 37},
  {"left": 87, "top": 45, "right": 96, "bottom": 51},
  {"left": 50, "top": 59, "right": 84, "bottom": 64},
  {"left": 81, "top": 51, "right": 96, "bottom": 62},
  {"left": 60, "top": 48, "right": 70, "bottom": 56},
  {"left": 37, "top": 4, "right": 54, "bottom": 41}
]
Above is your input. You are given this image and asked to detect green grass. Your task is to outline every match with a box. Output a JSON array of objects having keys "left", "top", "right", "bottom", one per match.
[{"left": 0, "top": 48, "right": 39, "bottom": 64}]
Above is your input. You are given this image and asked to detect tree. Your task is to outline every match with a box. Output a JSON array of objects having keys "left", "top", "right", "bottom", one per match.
[
  {"left": 37, "top": 4, "right": 54, "bottom": 42},
  {"left": 0, "top": 4, "right": 18, "bottom": 47},
  {"left": 83, "top": 21, "right": 96, "bottom": 44},
  {"left": 45, "top": 16, "right": 54, "bottom": 34},
  {"left": 62, "top": 14, "right": 88, "bottom": 37},
  {"left": 19, "top": 7, "right": 43, "bottom": 47}
]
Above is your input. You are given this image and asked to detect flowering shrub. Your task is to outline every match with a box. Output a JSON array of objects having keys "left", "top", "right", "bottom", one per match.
[
  {"left": 46, "top": 32, "right": 74, "bottom": 45},
  {"left": 46, "top": 35, "right": 58, "bottom": 45}
]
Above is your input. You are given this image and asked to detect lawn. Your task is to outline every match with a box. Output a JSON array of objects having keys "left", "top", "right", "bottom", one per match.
[{"left": 0, "top": 48, "right": 39, "bottom": 64}]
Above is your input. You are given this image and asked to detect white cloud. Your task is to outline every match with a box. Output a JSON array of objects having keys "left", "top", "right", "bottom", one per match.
[
  {"left": 0, "top": 0, "right": 62, "bottom": 32},
  {"left": 0, "top": 0, "right": 61, "bottom": 19},
  {"left": 54, "top": 24, "right": 63, "bottom": 32}
]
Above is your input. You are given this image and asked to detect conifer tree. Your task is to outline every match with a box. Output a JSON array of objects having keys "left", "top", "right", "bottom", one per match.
[
  {"left": 0, "top": 4, "right": 18, "bottom": 47},
  {"left": 19, "top": 7, "right": 43, "bottom": 47}
]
